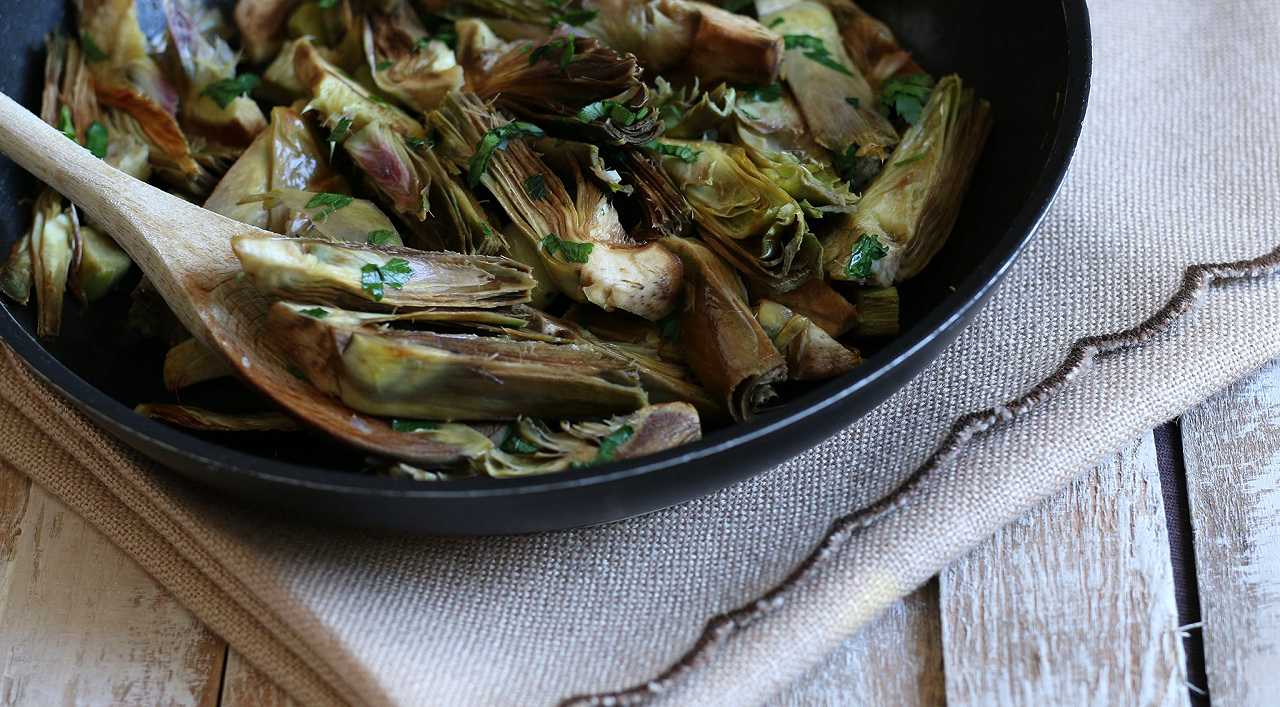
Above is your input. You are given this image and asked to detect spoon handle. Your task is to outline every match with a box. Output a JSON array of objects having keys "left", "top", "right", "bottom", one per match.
[{"left": 0, "top": 91, "right": 253, "bottom": 343}]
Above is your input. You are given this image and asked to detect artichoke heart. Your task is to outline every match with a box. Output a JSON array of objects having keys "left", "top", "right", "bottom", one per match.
[
  {"left": 242, "top": 189, "right": 403, "bottom": 244},
  {"left": 656, "top": 139, "right": 821, "bottom": 293},
  {"left": 363, "top": 3, "right": 464, "bottom": 113},
  {"left": 822, "top": 76, "right": 991, "bottom": 285},
  {"left": 233, "top": 236, "right": 535, "bottom": 311},
  {"left": 754, "top": 300, "right": 861, "bottom": 381},
  {"left": 664, "top": 237, "right": 786, "bottom": 421},
  {"left": 268, "top": 301, "right": 650, "bottom": 420}
]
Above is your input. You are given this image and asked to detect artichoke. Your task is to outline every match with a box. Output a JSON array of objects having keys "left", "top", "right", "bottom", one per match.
[
  {"left": 822, "top": 0, "right": 924, "bottom": 90},
  {"left": 241, "top": 189, "right": 403, "bottom": 244},
  {"left": 135, "top": 404, "right": 301, "bottom": 432},
  {"left": 164, "top": 338, "right": 233, "bottom": 391},
  {"left": 655, "top": 139, "right": 821, "bottom": 293},
  {"left": 754, "top": 299, "right": 861, "bottom": 381},
  {"left": 822, "top": 75, "right": 991, "bottom": 285},
  {"left": 849, "top": 285, "right": 900, "bottom": 338},
  {"left": 754, "top": 277, "right": 859, "bottom": 337},
  {"left": 663, "top": 237, "right": 786, "bottom": 420},
  {"left": 72, "top": 225, "right": 132, "bottom": 304},
  {"left": 268, "top": 301, "right": 650, "bottom": 420},
  {"left": 363, "top": 2, "right": 464, "bottom": 113},
  {"left": 29, "top": 191, "right": 76, "bottom": 338},
  {"left": 232, "top": 235, "right": 536, "bottom": 310},
  {"left": 234, "top": 0, "right": 303, "bottom": 64}
]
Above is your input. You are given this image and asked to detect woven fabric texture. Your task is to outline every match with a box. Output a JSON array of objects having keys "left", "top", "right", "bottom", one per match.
[{"left": 3, "top": 0, "right": 1280, "bottom": 704}]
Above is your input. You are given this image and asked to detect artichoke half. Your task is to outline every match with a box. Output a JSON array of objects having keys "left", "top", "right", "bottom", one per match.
[
  {"left": 822, "top": 75, "right": 992, "bottom": 285},
  {"left": 363, "top": 2, "right": 464, "bottom": 113},
  {"left": 754, "top": 299, "right": 861, "bottom": 381},
  {"left": 232, "top": 235, "right": 536, "bottom": 311},
  {"left": 664, "top": 237, "right": 786, "bottom": 421},
  {"left": 241, "top": 188, "right": 404, "bottom": 244}
]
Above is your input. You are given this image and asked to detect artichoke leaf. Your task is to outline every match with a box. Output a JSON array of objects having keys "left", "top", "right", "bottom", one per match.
[
  {"left": 234, "top": 0, "right": 303, "bottom": 64},
  {"left": 242, "top": 189, "right": 403, "bottom": 244},
  {"left": 73, "top": 225, "right": 132, "bottom": 304},
  {"left": 164, "top": 337, "right": 234, "bottom": 391},
  {"left": 751, "top": 277, "right": 859, "bottom": 337},
  {"left": 664, "top": 237, "right": 786, "bottom": 420},
  {"left": 754, "top": 299, "right": 861, "bottom": 380},
  {"left": 233, "top": 235, "right": 536, "bottom": 310},
  {"left": 135, "top": 404, "right": 301, "bottom": 432},
  {"left": 363, "top": 4, "right": 463, "bottom": 113},
  {"left": 822, "top": 0, "right": 924, "bottom": 90},
  {"left": 268, "top": 301, "right": 650, "bottom": 421},
  {"left": 30, "top": 191, "right": 75, "bottom": 338},
  {"left": 822, "top": 75, "right": 991, "bottom": 285}
]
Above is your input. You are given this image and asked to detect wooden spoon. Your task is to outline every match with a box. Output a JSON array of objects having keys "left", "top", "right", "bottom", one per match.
[{"left": 0, "top": 91, "right": 470, "bottom": 465}]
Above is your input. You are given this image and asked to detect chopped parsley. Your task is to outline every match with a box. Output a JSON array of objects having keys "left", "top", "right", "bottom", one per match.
[
  {"left": 523, "top": 174, "right": 548, "bottom": 201},
  {"left": 376, "top": 59, "right": 393, "bottom": 71},
  {"left": 299, "top": 307, "right": 329, "bottom": 319},
  {"left": 594, "top": 425, "right": 634, "bottom": 463},
  {"left": 80, "top": 33, "right": 107, "bottom": 62},
  {"left": 500, "top": 425, "right": 540, "bottom": 453},
  {"left": 659, "top": 103, "right": 684, "bottom": 129},
  {"left": 406, "top": 131, "right": 438, "bottom": 151},
  {"left": 391, "top": 419, "right": 439, "bottom": 433},
  {"left": 645, "top": 140, "right": 700, "bottom": 163},
  {"left": 366, "top": 229, "right": 398, "bottom": 246},
  {"left": 85, "top": 121, "right": 109, "bottom": 159},
  {"left": 768, "top": 17, "right": 785, "bottom": 28},
  {"left": 316, "top": 0, "right": 338, "bottom": 8},
  {"left": 417, "top": 15, "right": 458, "bottom": 49},
  {"left": 545, "top": 0, "right": 598, "bottom": 27},
  {"left": 577, "top": 100, "right": 649, "bottom": 126},
  {"left": 201, "top": 73, "right": 260, "bottom": 109},
  {"left": 782, "top": 34, "right": 853, "bottom": 77},
  {"left": 880, "top": 73, "right": 935, "bottom": 125},
  {"left": 304, "top": 192, "right": 353, "bottom": 222},
  {"left": 845, "top": 234, "right": 888, "bottom": 279},
  {"left": 468, "top": 121, "right": 545, "bottom": 187},
  {"left": 360, "top": 258, "right": 414, "bottom": 301},
  {"left": 528, "top": 37, "right": 576, "bottom": 70},
  {"left": 57, "top": 106, "right": 76, "bottom": 142},
  {"left": 736, "top": 83, "right": 783, "bottom": 103},
  {"left": 721, "top": 0, "right": 753, "bottom": 12},
  {"left": 845, "top": 96, "right": 861, "bottom": 109},
  {"left": 540, "top": 233, "right": 593, "bottom": 264},
  {"left": 832, "top": 145, "right": 880, "bottom": 191}
]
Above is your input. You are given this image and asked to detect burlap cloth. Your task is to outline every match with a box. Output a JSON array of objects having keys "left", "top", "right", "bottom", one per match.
[{"left": 3, "top": 0, "right": 1280, "bottom": 704}]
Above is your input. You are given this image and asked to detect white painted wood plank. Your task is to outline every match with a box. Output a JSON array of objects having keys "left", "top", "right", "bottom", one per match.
[
  {"left": 939, "top": 434, "right": 1189, "bottom": 707},
  {"left": 0, "top": 467, "right": 227, "bottom": 707},
  {"left": 1180, "top": 358, "right": 1280, "bottom": 706},
  {"left": 768, "top": 582, "right": 944, "bottom": 707},
  {"left": 219, "top": 649, "right": 298, "bottom": 707}
]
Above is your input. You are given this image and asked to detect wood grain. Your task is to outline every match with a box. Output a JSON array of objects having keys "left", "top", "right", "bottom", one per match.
[
  {"left": 0, "top": 466, "right": 227, "bottom": 707},
  {"left": 938, "top": 434, "right": 1189, "bottom": 707},
  {"left": 768, "top": 581, "right": 945, "bottom": 706},
  {"left": 219, "top": 649, "right": 298, "bottom": 707},
  {"left": 1180, "top": 359, "right": 1280, "bottom": 705}
]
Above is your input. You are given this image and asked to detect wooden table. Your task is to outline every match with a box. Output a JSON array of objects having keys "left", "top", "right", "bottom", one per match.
[{"left": 2, "top": 360, "right": 1278, "bottom": 707}]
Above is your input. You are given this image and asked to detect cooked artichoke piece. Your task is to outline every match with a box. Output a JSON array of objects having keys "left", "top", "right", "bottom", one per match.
[
  {"left": 269, "top": 301, "right": 649, "bottom": 420},
  {"left": 664, "top": 237, "right": 786, "bottom": 420},
  {"left": 294, "top": 38, "right": 423, "bottom": 138},
  {"left": 821, "top": 0, "right": 924, "bottom": 90},
  {"left": 655, "top": 139, "right": 820, "bottom": 293},
  {"left": 164, "top": 337, "right": 234, "bottom": 391},
  {"left": 753, "top": 277, "right": 859, "bottom": 337},
  {"left": 80, "top": 0, "right": 212, "bottom": 193},
  {"left": 482, "top": 402, "right": 701, "bottom": 477},
  {"left": 759, "top": 1, "right": 898, "bottom": 161},
  {"left": 455, "top": 17, "right": 513, "bottom": 75},
  {"left": 754, "top": 299, "right": 860, "bottom": 380},
  {"left": 242, "top": 189, "right": 403, "bottom": 245},
  {"left": 235, "top": 0, "right": 303, "bottom": 64},
  {"left": 0, "top": 236, "right": 34, "bottom": 307},
  {"left": 205, "top": 126, "right": 272, "bottom": 228},
  {"left": 849, "top": 285, "right": 900, "bottom": 338},
  {"left": 233, "top": 235, "right": 535, "bottom": 310},
  {"left": 163, "top": 0, "right": 268, "bottom": 147},
  {"left": 363, "top": 4, "right": 464, "bottom": 113},
  {"left": 430, "top": 92, "right": 684, "bottom": 321},
  {"left": 73, "top": 225, "right": 132, "bottom": 304},
  {"left": 614, "top": 148, "right": 694, "bottom": 241},
  {"left": 30, "top": 191, "right": 75, "bottom": 338},
  {"left": 135, "top": 404, "right": 301, "bottom": 432},
  {"left": 468, "top": 36, "right": 660, "bottom": 147},
  {"left": 822, "top": 76, "right": 991, "bottom": 285}
]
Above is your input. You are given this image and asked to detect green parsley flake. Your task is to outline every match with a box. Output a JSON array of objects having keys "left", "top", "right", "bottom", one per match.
[
  {"left": 880, "top": 73, "right": 935, "bottom": 125},
  {"left": 540, "top": 233, "right": 593, "bottom": 264},
  {"left": 528, "top": 37, "right": 576, "bottom": 70},
  {"left": 201, "top": 73, "right": 260, "bottom": 109},
  {"left": 85, "top": 121, "right": 109, "bottom": 159},
  {"left": 366, "top": 229, "right": 398, "bottom": 246},
  {"left": 782, "top": 34, "right": 854, "bottom": 77},
  {"left": 376, "top": 59, "right": 393, "bottom": 71},
  {"left": 594, "top": 425, "right": 634, "bottom": 463},
  {"left": 845, "top": 96, "right": 861, "bottom": 109},
  {"left": 577, "top": 100, "right": 649, "bottom": 126},
  {"left": 737, "top": 83, "right": 783, "bottom": 103},
  {"left": 722, "top": 0, "right": 753, "bottom": 12},
  {"left": 768, "top": 17, "right": 785, "bottom": 28},
  {"left": 523, "top": 174, "right": 548, "bottom": 201},
  {"left": 845, "top": 234, "right": 888, "bottom": 279},
  {"left": 80, "top": 33, "right": 108, "bottom": 62},
  {"left": 646, "top": 140, "right": 700, "bottom": 164},
  {"left": 545, "top": 0, "right": 598, "bottom": 27},
  {"left": 305, "top": 192, "right": 353, "bottom": 222},
  {"left": 468, "top": 121, "right": 545, "bottom": 187},
  {"left": 360, "top": 258, "right": 414, "bottom": 301},
  {"left": 391, "top": 419, "right": 440, "bottom": 433},
  {"left": 57, "top": 106, "right": 76, "bottom": 142},
  {"left": 299, "top": 307, "right": 329, "bottom": 319},
  {"left": 317, "top": 0, "right": 338, "bottom": 8}
]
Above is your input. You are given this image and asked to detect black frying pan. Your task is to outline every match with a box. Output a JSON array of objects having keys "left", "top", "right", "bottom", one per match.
[{"left": 0, "top": 0, "right": 1091, "bottom": 534}]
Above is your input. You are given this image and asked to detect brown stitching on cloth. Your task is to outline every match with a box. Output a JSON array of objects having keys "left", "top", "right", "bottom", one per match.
[{"left": 560, "top": 244, "right": 1280, "bottom": 707}]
